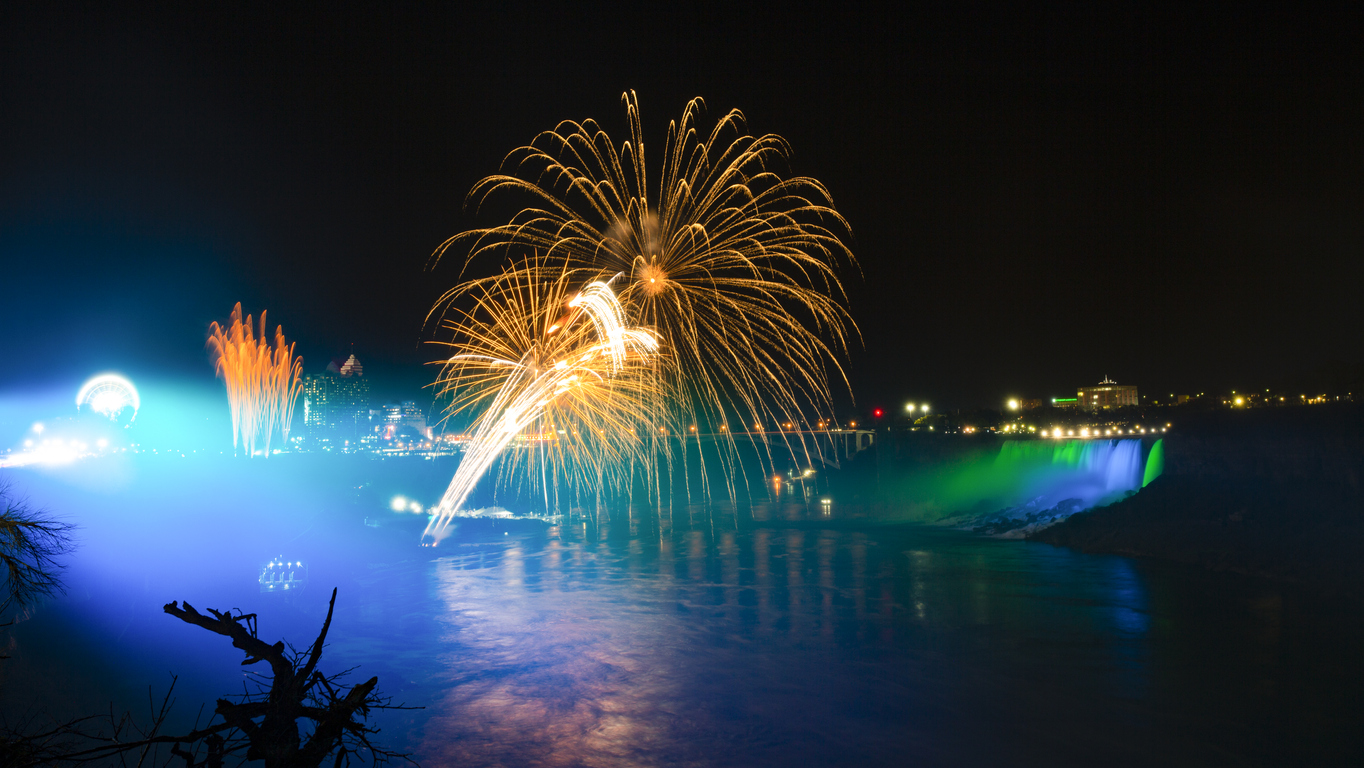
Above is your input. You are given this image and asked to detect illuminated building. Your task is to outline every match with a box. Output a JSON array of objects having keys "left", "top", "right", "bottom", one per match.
[
  {"left": 1078, "top": 377, "right": 1138, "bottom": 410},
  {"left": 380, "top": 400, "right": 431, "bottom": 440},
  {"left": 302, "top": 354, "right": 371, "bottom": 439},
  {"left": 382, "top": 401, "right": 427, "bottom": 431}
]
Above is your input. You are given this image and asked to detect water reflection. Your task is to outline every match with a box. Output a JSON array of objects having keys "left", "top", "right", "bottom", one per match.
[
  {"left": 5, "top": 451, "right": 1360, "bottom": 766},
  {"left": 320, "top": 503, "right": 1364, "bottom": 766}
]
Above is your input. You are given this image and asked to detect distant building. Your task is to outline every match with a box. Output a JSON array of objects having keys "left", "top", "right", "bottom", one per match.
[
  {"left": 302, "top": 354, "right": 371, "bottom": 440},
  {"left": 1078, "top": 377, "right": 1138, "bottom": 410},
  {"left": 332, "top": 355, "right": 363, "bottom": 377},
  {"left": 379, "top": 400, "right": 429, "bottom": 439},
  {"left": 1051, "top": 397, "right": 1080, "bottom": 409}
]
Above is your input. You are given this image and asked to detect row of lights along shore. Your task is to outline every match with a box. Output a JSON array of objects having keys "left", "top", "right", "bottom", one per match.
[{"left": 1039, "top": 425, "right": 1169, "bottom": 438}]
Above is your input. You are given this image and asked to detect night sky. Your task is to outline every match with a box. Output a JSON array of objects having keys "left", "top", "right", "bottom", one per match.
[{"left": 3, "top": 3, "right": 1362, "bottom": 412}]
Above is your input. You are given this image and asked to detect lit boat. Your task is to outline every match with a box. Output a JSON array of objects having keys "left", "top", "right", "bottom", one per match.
[{"left": 259, "top": 558, "right": 308, "bottom": 594}]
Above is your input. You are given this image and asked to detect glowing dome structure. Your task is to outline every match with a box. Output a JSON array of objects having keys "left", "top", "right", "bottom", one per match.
[{"left": 76, "top": 373, "right": 140, "bottom": 421}]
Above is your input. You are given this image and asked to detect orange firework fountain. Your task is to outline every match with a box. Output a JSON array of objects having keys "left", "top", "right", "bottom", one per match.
[{"left": 207, "top": 303, "right": 303, "bottom": 456}]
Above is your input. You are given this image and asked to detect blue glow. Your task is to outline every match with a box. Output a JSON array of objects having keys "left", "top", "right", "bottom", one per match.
[{"left": 893, "top": 438, "right": 1160, "bottom": 523}]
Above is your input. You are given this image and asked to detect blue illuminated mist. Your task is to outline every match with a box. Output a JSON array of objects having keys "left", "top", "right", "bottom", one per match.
[{"left": 884, "top": 438, "right": 1162, "bottom": 524}]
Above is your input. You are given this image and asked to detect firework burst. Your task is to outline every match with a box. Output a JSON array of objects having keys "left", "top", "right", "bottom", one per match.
[
  {"left": 431, "top": 264, "right": 665, "bottom": 496},
  {"left": 207, "top": 303, "right": 303, "bottom": 456},
  {"left": 434, "top": 92, "right": 857, "bottom": 495},
  {"left": 426, "top": 266, "right": 661, "bottom": 539}
]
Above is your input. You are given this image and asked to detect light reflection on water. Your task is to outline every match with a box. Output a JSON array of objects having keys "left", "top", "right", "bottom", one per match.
[
  {"left": 326, "top": 505, "right": 1364, "bottom": 767},
  {"left": 3, "top": 449, "right": 1360, "bottom": 767}
]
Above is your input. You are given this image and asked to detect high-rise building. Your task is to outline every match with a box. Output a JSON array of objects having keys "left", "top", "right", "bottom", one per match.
[
  {"left": 1078, "top": 377, "right": 1138, "bottom": 410},
  {"left": 302, "top": 354, "right": 371, "bottom": 440}
]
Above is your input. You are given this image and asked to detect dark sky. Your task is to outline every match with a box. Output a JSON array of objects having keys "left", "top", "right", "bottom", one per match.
[{"left": 3, "top": 2, "right": 1362, "bottom": 413}]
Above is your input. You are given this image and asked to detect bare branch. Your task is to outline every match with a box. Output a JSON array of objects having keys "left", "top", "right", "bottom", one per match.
[
  {"left": 0, "top": 480, "right": 76, "bottom": 616},
  {"left": 162, "top": 601, "right": 293, "bottom": 683},
  {"left": 297, "top": 588, "right": 338, "bottom": 684},
  {"left": 7, "top": 588, "right": 420, "bottom": 767}
]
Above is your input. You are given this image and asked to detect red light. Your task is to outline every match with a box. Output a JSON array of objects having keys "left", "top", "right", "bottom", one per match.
[{"left": 873, "top": 408, "right": 883, "bottom": 418}]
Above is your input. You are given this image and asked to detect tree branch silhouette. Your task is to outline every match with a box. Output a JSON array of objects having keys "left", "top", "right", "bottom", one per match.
[{"left": 2, "top": 588, "right": 419, "bottom": 767}]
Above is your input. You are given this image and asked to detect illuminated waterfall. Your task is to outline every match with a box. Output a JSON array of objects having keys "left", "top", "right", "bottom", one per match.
[
  {"left": 917, "top": 438, "right": 1164, "bottom": 530},
  {"left": 993, "top": 438, "right": 1152, "bottom": 510},
  {"left": 1142, "top": 439, "right": 1164, "bottom": 487}
]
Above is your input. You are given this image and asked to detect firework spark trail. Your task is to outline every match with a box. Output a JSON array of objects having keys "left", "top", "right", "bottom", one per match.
[
  {"left": 207, "top": 303, "right": 303, "bottom": 457},
  {"left": 431, "top": 260, "right": 670, "bottom": 507},
  {"left": 434, "top": 92, "right": 858, "bottom": 502},
  {"left": 424, "top": 277, "right": 657, "bottom": 544}
]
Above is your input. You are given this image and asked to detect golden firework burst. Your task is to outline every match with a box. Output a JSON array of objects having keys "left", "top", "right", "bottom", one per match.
[
  {"left": 434, "top": 92, "right": 858, "bottom": 497},
  {"left": 430, "top": 260, "right": 668, "bottom": 513}
]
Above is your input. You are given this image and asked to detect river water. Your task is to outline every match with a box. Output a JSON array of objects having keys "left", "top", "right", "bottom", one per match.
[
  {"left": 336, "top": 506, "right": 1363, "bottom": 767},
  {"left": 4, "top": 456, "right": 1363, "bottom": 766}
]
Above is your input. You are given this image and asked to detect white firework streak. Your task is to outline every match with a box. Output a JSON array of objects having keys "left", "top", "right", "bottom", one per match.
[
  {"left": 423, "top": 279, "right": 657, "bottom": 543},
  {"left": 570, "top": 279, "right": 635, "bottom": 374}
]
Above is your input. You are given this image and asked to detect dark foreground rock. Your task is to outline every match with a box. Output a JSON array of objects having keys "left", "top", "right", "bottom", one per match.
[
  {"left": 1030, "top": 476, "right": 1364, "bottom": 585},
  {"left": 1030, "top": 403, "right": 1364, "bottom": 588},
  {"left": 944, "top": 498, "right": 1088, "bottom": 538}
]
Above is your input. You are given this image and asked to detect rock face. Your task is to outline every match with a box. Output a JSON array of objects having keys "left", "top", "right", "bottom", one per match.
[
  {"left": 967, "top": 498, "right": 1089, "bottom": 538},
  {"left": 1030, "top": 404, "right": 1364, "bottom": 587}
]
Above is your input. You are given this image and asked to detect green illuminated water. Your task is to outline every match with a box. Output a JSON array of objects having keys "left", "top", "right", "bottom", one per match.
[
  {"left": 1143, "top": 438, "right": 1165, "bottom": 487},
  {"left": 893, "top": 438, "right": 1160, "bottom": 523}
]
